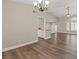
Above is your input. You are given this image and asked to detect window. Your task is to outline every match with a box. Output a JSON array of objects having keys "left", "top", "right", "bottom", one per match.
[
  {"left": 66, "top": 17, "right": 77, "bottom": 31},
  {"left": 71, "top": 23, "right": 77, "bottom": 31}
]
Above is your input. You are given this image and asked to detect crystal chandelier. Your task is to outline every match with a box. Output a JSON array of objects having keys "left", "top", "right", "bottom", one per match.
[{"left": 33, "top": 0, "right": 49, "bottom": 12}]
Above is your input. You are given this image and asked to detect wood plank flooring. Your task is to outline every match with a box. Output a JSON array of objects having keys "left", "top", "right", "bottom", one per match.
[{"left": 2, "top": 33, "right": 77, "bottom": 59}]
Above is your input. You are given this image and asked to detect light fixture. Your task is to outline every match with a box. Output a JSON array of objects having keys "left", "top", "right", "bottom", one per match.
[
  {"left": 66, "top": 6, "right": 71, "bottom": 17},
  {"left": 38, "top": 0, "right": 42, "bottom": 3},
  {"left": 33, "top": 0, "right": 49, "bottom": 12},
  {"left": 33, "top": 2, "right": 38, "bottom": 6}
]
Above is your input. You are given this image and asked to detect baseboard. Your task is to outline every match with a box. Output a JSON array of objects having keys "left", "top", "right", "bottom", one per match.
[
  {"left": 2, "top": 39, "right": 38, "bottom": 52},
  {"left": 57, "top": 32, "right": 77, "bottom": 35},
  {"left": 44, "top": 37, "right": 51, "bottom": 39},
  {"left": 38, "top": 37, "right": 44, "bottom": 39}
]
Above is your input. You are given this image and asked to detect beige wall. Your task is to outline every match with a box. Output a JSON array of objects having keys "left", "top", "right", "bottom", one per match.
[{"left": 2, "top": 0, "right": 38, "bottom": 49}]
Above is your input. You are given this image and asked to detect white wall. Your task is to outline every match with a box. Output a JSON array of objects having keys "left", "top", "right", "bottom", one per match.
[
  {"left": 51, "top": 23, "right": 57, "bottom": 33},
  {"left": 46, "top": 13, "right": 57, "bottom": 23},
  {"left": 2, "top": 0, "right": 38, "bottom": 50},
  {"left": 46, "top": 13, "right": 58, "bottom": 33}
]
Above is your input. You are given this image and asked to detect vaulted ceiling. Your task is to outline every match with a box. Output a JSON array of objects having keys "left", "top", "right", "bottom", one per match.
[{"left": 7, "top": 0, "right": 77, "bottom": 17}]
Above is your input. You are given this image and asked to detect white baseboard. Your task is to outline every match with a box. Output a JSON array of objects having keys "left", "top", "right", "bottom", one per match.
[
  {"left": 2, "top": 39, "right": 38, "bottom": 52},
  {"left": 44, "top": 37, "right": 51, "bottom": 39},
  {"left": 57, "top": 32, "right": 77, "bottom": 34}
]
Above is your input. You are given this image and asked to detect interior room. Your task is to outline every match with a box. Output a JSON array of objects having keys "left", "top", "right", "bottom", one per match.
[{"left": 2, "top": 0, "right": 77, "bottom": 59}]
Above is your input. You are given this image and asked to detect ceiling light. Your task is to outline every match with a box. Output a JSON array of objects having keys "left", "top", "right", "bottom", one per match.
[
  {"left": 66, "top": 6, "right": 71, "bottom": 17},
  {"left": 33, "top": 0, "right": 49, "bottom": 12},
  {"left": 45, "top": 1, "right": 49, "bottom": 5},
  {"left": 33, "top": 2, "right": 37, "bottom": 6},
  {"left": 38, "top": 0, "right": 42, "bottom": 3},
  {"left": 67, "top": 14, "right": 71, "bottom": 17}
]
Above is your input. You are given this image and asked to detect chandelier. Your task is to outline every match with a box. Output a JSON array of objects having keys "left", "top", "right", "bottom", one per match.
[
  {"left": 66, "top": 6, "right": 71, "bottom": 17},
  {"left": 33, "top": 0, "right": 49, "bottom": 12},
  {"left": 66, "top": 0, "right": 71, "bottom": 17}
]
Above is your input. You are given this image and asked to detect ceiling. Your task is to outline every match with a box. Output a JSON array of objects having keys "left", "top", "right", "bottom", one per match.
[{"left": 7, "top": 0, "right": 77, "bottom": 17}]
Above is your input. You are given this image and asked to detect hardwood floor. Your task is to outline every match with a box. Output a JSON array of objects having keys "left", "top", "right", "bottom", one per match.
[{"left": 2, "top": 33, "right": 77, "bottom": 59}]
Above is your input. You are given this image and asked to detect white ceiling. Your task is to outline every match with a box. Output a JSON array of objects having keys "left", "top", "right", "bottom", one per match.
[{"left": 7, "top": 0, "right": 77, "bottom": 17}]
